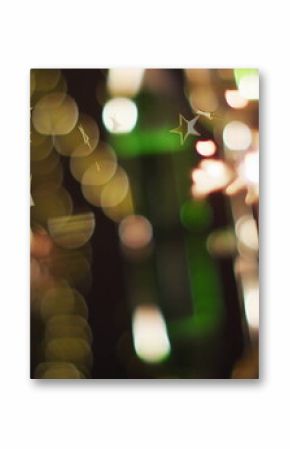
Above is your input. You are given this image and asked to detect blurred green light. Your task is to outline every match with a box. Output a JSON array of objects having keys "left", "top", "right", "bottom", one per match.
[{"left": 180, "top": 200, "right": 213, "bottom": 232}]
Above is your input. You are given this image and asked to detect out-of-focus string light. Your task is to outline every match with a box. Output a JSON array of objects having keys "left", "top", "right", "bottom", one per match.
[
  {"left": 234, "top": 69, "right": 259, "bottom": 100},
  {"left": 45, "top": 315, "right": 93, "bottom": 344},
  {"left": 242, "top": 151, "right": 259, "bottom": 185},
  {"left": 119, "top": 215, "right": 153, "bottom": 250},
  {"left": 32, "top": 92, "right": 79, "bottom": 135},
  {"left": 35, "top": 362, "right": 83, "bottom": 379},
  {"left": 54, "top": 114, "right": 99, "bottom": 157},
  {"left": 102, "top": 97, "right": 138, "bottom": 133},
  {"left": 132, "top": 304, "right": 171, "bottom": 364},
  {"left": 189, "top": 87, "right": 219, "bottom": 113},
  {"left": 45, "top": 337, "right": 93, "bottom": 374},
  {"left": 107, "top": 68, "right": 145, "bottom": 97},
  {"left": 70, "top": 143, "right": 117, "bottom": 182},
  {"left": 206, "top": 228, "right": 237, "bottom": 257},
  {"left": 100, "top": 167, "right": 129, "bottom": 208},
  {"left": 48, "top": 212, "right": 95, "bottom": 249},
  {"left": 223, "top": 121, "right": 252, "bottom": 151},
  {"left": 235, "top": 215, "right": 259, "bottom": 253},
  {"left": 30, "top": 126, "right": 53, "bottom": 161},
  {"left": 225, "top": 89, "right": 248, "bottom": 109},
  {"left": 31, "top": 69, "right": 61, "bottom": 93},
  {"left": 31, "top": 187, "right": 73, "bottom": 225},
  {"left": 102, "top": 189, "right": 134, "bottom": 223},
  {"left": 191, "top": 159, "right": 234, "bottom": 198},
  {"left": 41, "top": 284, "right": 89, "bottom": 321},
  {"left": 195, "top": 140, "right": 217, "bottom": 157},
  {"left": 82, "top": 152, "right": 117, "bottom": 187},
  {"left": 184, "top": 69, "right": 211, "bottom": 85},
  {"left": 244, "top": 283, "right": 259, "bottom": 330}
]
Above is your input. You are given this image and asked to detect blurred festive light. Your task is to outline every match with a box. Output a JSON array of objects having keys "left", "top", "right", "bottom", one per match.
[
  {"left": 80, "top": 149, "right": 119, "bottom": 207},
  {"left": 206, "top": 228, "right": 237, "bottom": 257},
  {"left": 234, "top": 69, "right": 259, "bottom": 100},
  {"left": 30, "top": 149, "right": 60, "bottom": 177},
  {"left": 34, "top": 362, "right": 82, "bottom": 379},
  {"left": 244, "top": 283, "right": 259, "bottom": 330},
  {"left": 223, "top": 121, "right": 252, "bottom": 151},
  {"left": 32, "top": 92, "right": 79, "bottom": 135},
  {"left": 30, "top": 126, "right": 53, "bottom": 161},
  {"left": 235, "top": 215, "right": 259, "bottom": 252},
  {"left": 132, "top": 304, "right": 171, "bottom": 364},
  {"left": 31, "top": 156, "right": 64, "bottom": 192},
  {"left": 100, "top": 167, "right": 129, "bottom": 208},
  {"left": 48, "top": 212, "right": 95, "bottom": 249},
  {"left": 45, "top": 315, "right": 93, "bottom": 344},
  {"left": 30, "top": 228, "right": 53, "bottom": 259},
  {"left": 107, "top": 68, "right": 145, "bottom": 97},
  {"left": 184, "top": 69, "right": 211, "bottom": 85},
  {"left": 180, "top": 199, "right": 213, "bottom": 231},
  {"left": 70, "top": 143, "right": 116, "bottom": 182},
  {"left": 102, "top": 189, "right": 134, "bottom": 223},
  {"left": 195, "top": 140, "right": 217, "bottom": 157},
  {"left": 217, "top": 69, "right": 233, "bottom": 80},
  {"left": 239, "top": 76, "right": 259, "bottom": 100},
  {"left": 31, "top": 69, "right": 61, "bottom": 93},
  {"left": 82, "top": 152, "right": 117, "bottom": 187},
  {"left": 31, "top": 187, "right": 73, "bottom": 225},
  {"left": 54, "top": 114, "right": 99, "bottom": 157},
  {"left": 102, "top": 97, "right": 138, "bottom": 133},
  {"left": 51, "top": 249, "right": 93, "bottom": 295},
  {"left": 224, "top": 89, "right": 248, "bottom": 109},
  {"left": 191, "top": 159, "right": 233, "bottom": 198},
  {"left": 119, "top": 215, "right": 153, "bottom": 250},
  {"left": 45, "top": 337, "right": 93, "bottom": 373},
  {"left": 242, "top": 151, "right": 259, "bottom": 184},
  {"left": 189, "top": 87, "right": 219, "bottom": 114},
  {"left": 41, "top": 284, "right": 88, "bottom": 321}
]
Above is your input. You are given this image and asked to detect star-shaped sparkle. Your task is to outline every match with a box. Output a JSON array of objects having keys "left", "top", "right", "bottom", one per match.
[{"left": 170, "top": 114, "right": 200, "bottom": 145}]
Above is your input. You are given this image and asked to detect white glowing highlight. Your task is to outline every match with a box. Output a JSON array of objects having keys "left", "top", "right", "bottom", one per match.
[
  {"left": 235, "top": 215, "right": 259, "bottom": 252},
  {"left": 225, "top": 89, "right": 248, "bottom": 109},
  {"left": 196, "top": 140, "right": 217, "bottom": 157},
  {"left": 102, "top": 98, "right": 138, "bottom": 133},
  {"left": 223, "top": 121, "right": 252, "bottom": 151},
  {"left": 244, "top": 284, "right": 259, "bottom": 329},
  {"left": 243, "top": 151, "right": 259, "bottom": 184},
  {"left": 238, "top": 75, "right": 259, "bottom": 100},
  {"left": 107, "top": 69, "right": 144, "bottom": 97},
  {"left": 191, "top": 159, "right": 233, "bottom": 198},
  {"left": 132, "top": 304, "right": 171, "bottom": 363}
]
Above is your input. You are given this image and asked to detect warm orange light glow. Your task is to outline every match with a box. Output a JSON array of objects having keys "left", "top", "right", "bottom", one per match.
[{"left": 191, "top": 159, "right": 233, "bottom": 198}]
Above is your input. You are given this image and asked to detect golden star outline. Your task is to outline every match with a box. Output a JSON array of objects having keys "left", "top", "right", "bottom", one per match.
[{"left": 170, "top": 114, "right": 200, "bottom": 145}]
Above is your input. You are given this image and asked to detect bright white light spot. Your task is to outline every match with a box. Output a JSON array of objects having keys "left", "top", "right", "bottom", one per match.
[
  {"left": 243, "top": 151, "right": 259, "bottom": 184},
  {"left": 132, "top": 304, "right": 171, "bottom": 364},
  {"left": 191, "top": 159, "right": 233, "bottom": 198},
  {"left": 238, "top": 75, "right": 259, "bottom": 100},
  {"left": 244, "top": 284, "right": 259, "bottom": 329},
  {"left": 235, "top": 215, "right": 259, "bottom": 252},
  {"left": 223, "top": 121, "right": 252, "bottom": 151},
  {"left": 225, "top": 89, "right": 248, "bottom": 109},
  {"left": 102, "top": 98, "right": 137, "bottom": 134},
  {"left": 196, "top": 140, "right": 217, "bottom": 157},
  {"left": 119, "top": 215, "right": 153, "bottom": 250},
  {"left": 108, "top": 69, "right": 144, "bottom": 97}
]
